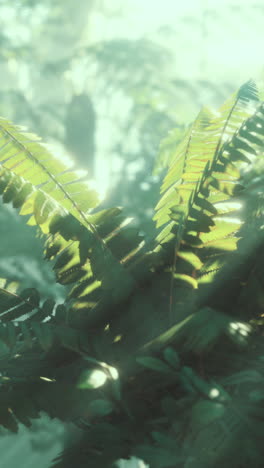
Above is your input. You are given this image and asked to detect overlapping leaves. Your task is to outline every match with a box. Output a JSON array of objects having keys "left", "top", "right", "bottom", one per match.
[
  {"left": 0, "top": 120, "right": 147, "bottom": 327},
  {"left": 0, "top": 82, "right": 264, "bottom": 468},
  {"left": 153, "top": 80, "right": 264, "bottom": 288},
  {"left": 0, "top": 281, "right": 89, "bottom": 355}
]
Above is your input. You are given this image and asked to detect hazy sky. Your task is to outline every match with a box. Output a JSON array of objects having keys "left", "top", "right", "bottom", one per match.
[{"left": 91, "top": 0, "right": 264, "bottom": 84}]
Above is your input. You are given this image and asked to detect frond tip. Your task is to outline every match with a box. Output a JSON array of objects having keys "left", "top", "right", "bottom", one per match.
[{"left": 0, "top": 117, "right": 99, "bottom": 225}]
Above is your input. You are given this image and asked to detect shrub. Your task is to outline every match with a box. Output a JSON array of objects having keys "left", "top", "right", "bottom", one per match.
[{"left": 0, "top": 80, "right": 263, "bottom": 468}]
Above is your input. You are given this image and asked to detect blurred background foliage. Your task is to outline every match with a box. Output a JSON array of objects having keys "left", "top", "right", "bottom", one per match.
[{"left": 0, "top": 0, "right": 264, "bottom": 466}]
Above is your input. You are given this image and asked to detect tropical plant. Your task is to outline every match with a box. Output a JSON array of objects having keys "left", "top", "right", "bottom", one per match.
[{"left": 0, "top": 80, "right": 264, "bottom": 468}]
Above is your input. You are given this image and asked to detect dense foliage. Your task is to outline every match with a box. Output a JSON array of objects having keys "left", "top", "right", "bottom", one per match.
[{"left": 0, "top": 81, "right": 264, "bottom": 468}]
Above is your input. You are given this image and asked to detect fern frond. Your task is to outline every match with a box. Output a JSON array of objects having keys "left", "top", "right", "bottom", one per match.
[
  {"left": 0, "top": 282, "right": 92, "bottom": 355},
  {"left": 0, "top": 124, "right": 148, "bottom": 325},
  {"left": 155, "top": 81, "right": 258, "bottom": 231},
  {"left": 152, "top": 82, "right": 264, "bottom": 291},
  {"left": 0, "top": 118, "right": 98, "bottom": 224}
]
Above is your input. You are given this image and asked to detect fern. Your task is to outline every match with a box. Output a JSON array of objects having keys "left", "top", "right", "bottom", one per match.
[
  {"left": 0, "top": 130, "right": 146, "bottom": 327},
  {"left": 0, "top": 82, "right": 264, "bottom": 468},
  {"left": 152, "top": 81, "right": 263, "bottom": 292},
  {"left": 0, "top": 118, "right": 98, "bottom": 218}
]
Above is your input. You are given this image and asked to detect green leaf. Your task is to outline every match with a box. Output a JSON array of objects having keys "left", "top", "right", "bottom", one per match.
[
  {"left": 20, "top": 288, "right": 40, "bottom": 307},
  {"left": 0, "top": 117, "right": 99, "bottom": 227},
  {"left": 192, "top": 399, "right": 226, "bottom": 426},
  {"left": 195, "top": 195, "right": 218, "bottom": 214},
  {"left": 54, "top": 303, "right": 67, "bottom": 323},
  {"left": 41, "top": 299, "right": 55, "bottom": 318},
  {"left": 202, "top": 237, "right": 240, "bottom": 251},
  {"left": 177, "top": 251, "right": 203, "bottom": 269},
  {"left": 163, "top": 347, "right": 180, "bottom": 369},
  {"left": 173, "top": 273, "right": 198, "bottom": 289},
  {"left": 136, "top": 356, "right": 172, "bottom": 373},
  {"left": 34, "top": 191, "right": 55, "bottom": 225}
]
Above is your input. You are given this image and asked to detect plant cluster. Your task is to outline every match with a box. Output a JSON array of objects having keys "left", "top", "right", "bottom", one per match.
[{"left": 0, "top": 81, "right": 263, "bottom": 467}]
